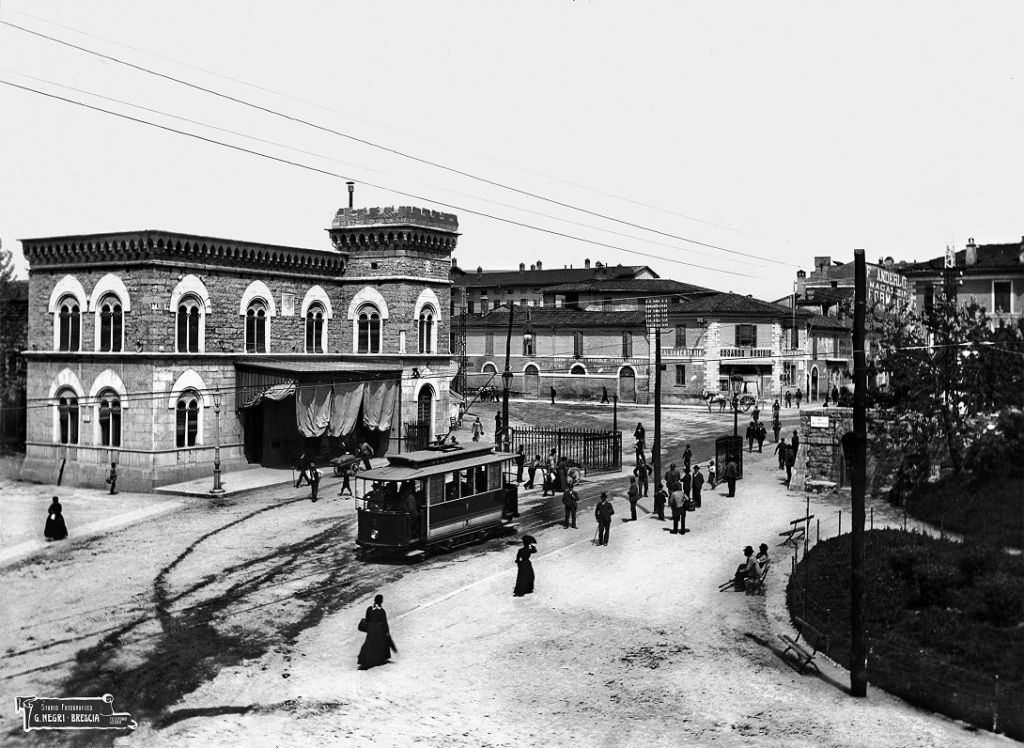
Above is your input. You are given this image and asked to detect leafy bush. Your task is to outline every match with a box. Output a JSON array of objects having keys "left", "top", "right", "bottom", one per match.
[{"left": 788, "top": 529, "right": 1023, "bottom": 738}]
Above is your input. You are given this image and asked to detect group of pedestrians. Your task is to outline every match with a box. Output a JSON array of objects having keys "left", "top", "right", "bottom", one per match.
[
  {"left": 732, "top": 543, "right": 771, "bottom": 594},
  {"left": 775, "top": 430, "right": 800, "bottom": 488},
  {"left": 783, "top": 389, "right": 803, "bottom": 408}
]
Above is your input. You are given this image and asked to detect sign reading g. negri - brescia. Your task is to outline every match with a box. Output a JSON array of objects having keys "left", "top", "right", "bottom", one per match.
[{"left": 16, "top": 694, "right": 136, "bottom": 732}]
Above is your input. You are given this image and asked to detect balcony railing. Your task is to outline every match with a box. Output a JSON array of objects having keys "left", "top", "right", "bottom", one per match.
[
  {"left": 720, "top": 347, "right": 774, "bottom": 358},
  {"left": 660, "top": 347, "right": 705, "bottom": 359}
]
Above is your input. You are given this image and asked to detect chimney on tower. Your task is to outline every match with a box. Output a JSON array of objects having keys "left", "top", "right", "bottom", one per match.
[
  {"left": 965, "top": 237, "right": 977, "bottom": 266},
  {"left": 347, "top": 181, "right": 355, "bottom": 208}
]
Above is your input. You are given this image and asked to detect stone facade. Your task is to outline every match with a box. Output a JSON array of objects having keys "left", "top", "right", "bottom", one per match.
[{"left": 20, "top": 209, "right": 458, "bottom": 491}]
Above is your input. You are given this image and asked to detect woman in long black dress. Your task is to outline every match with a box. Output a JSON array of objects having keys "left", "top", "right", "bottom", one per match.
[
  {"left": 513, "top": 535, "right": 537, "bottom": 597},
  {"left": 357, "top": 594, "right": 395, "bottom": 670},
  {"left": 44, "top": 496, "right": 68, "bottom": 541}
]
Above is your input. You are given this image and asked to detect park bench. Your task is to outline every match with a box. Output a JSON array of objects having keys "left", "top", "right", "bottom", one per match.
[
  {"left": 777, "top": 615, "right": 827, "bottom": 674},
  {"left": 778, "top": 515, "right": 814, "bottom": 548}
]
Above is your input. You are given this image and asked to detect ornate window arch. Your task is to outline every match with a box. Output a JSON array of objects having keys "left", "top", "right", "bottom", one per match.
[
  {"left": 417, "top": 306, "right": 436, "bottom": 354},
  {"left": 570, "top": 364, "right": 587, "bottom": 375},
  {"left": 416, "top": 382, "right": 436, "bottom": 434},
  {"left": 88, "top": 273, "right": 132, "bottom": 314},
  {"left": 175, "top": 390, "right": 202, "bottom": 447},
  {"left": 245, "top": 299, "right": 269, "bottom": 353},
  {"left": 96, "top": 389, "right": 122, "bottom": 447},
  {"left": 49, "top": 369, "right": 85, "bottom": 443},
  {"left": 56, "top": 295, "right": 82, "bottom": 352},
  {"left": 177, "top": 294, "right": 203, "bottom": 353},
  {"left": 96, "top": 293, "right": 124, "bottom": 352},
  {"left": 356, "top": 304, "right": 382, "bottom": 354},
  {"left": 482, "top": 362, "right": 498, "bottom": 374},
  {"left": 305, "top": 302, "right": 327, "bottom": 353},
  {"left": 347, "top": 286, "right": 389, "bottom": 354}
]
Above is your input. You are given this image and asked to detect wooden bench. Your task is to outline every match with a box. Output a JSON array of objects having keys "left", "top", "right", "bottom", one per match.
[
  {"left": 777, "top": 615, "right": 827, "bottom": 674},
  {"left": 778, "top": 515, "right": 814, "bottom": 548}
]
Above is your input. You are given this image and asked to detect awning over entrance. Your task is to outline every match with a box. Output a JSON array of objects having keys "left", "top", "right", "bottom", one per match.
[{"left": 236, "top": 361, "right": 403, "bottom": 438}]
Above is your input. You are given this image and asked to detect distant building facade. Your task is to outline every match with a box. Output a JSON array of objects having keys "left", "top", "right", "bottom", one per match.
[
  {"left": 0, "top": 279, "right": 28, "bottom": 452},
  {"left": 20, "top": 206, "right": 457, "bottom": 490}
]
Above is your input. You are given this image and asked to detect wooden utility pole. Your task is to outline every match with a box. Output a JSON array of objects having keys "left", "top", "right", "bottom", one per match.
[
  {"left": 851, "top": 250, "right": 868, "bottom": 696},
  {"left": 646, "top": 298, "right": 668, "bottom": 487}
]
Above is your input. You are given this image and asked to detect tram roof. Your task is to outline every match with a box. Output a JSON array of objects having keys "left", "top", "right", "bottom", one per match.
[{"left": 361, "top": 447, "right": 513, "bottom": 481}]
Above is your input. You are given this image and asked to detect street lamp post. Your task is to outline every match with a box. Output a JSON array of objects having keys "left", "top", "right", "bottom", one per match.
[
  {"left": 480, "top": 298, "right": 532, "bottom": 454},
  {"left": 210, "top": 389, "right": 224, "bottom": 495},
  {"left": 732, "top": 391, "right": 740, "bottom": 438}
]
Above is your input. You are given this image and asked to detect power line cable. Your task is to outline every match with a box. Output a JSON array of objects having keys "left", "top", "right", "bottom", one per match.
[
  {"left": 0, "top": 18, "right": 790, "bottom": 268},
  {"left": 1, "top": 69, "right": 761, "bottom": 270},
  {"left": 0, "top": 77, "right": 763, "bottom": 279},
  {"left": 6, "top": 8, "right": 752, "bottom": 238}
]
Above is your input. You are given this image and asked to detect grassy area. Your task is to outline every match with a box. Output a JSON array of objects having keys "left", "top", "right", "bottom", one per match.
[
  {"left": 906, "top": 474, "right": 1023, "bottom": 549},
  {"left": 788, "top": 529, "right": 1023, "bottom": 740}
]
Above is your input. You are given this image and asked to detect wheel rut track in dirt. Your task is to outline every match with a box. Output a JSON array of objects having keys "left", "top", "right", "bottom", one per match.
[{"left": 37, "top": 496, "right": 404, "bottom": 745}]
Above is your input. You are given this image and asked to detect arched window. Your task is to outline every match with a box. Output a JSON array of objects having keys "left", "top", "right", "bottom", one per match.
[
  {"left": 97, "top": 389, "right": 121, "bottom": 447},
  {"left": 56, "top": 389, "right": 79, "bottom": 444},
  {"left": 357, "top": 305, "right": 381, "bottom": 354},
  {"left": 97, "top": 294, "right": 124, "bottom": 352},
  {"left": 57, "top": 296, "right": 81, "bottom": 352},
  {"left": 482, "top": 363, "right": 497, "bottom": 374},
  {"left": 245, "top": 300, "right": 268, "bottom": 353},
  {"left": 175, "top": 391, "right": 200, "bottom": 447},
  {"left": 418, "top": 308, "right": 435, "bottom": 354},
  {"left": 177, "top": 295, "right": 202, "bottom": 353},
  {"left": 571, "top": 364, "right": 586, "bottom": 375},
  {"left": 305, "top": 303, "right": 326, "bottom": 354},
  {"left": 417, "top": 384, "right": 435, "bottom": 432}
]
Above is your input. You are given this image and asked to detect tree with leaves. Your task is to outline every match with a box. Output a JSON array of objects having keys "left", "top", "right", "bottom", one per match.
[{"left": 873, "top": 285, "right": 1024, "bottom": 477}]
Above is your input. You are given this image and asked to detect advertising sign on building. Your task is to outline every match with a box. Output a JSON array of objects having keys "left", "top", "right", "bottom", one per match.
[{"left": 867, "top": 267, "right": 910, "bottom": 309}]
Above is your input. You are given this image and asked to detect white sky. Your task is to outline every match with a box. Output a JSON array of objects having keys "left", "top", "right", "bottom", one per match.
[{"left": 0, "top": 1, "right": 1021, "bottom": 297}]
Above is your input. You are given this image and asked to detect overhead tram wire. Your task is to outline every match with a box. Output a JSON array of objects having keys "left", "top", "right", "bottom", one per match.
[
  {"left": 0, "top": 77, "right": 763, "bottom": 279},
  {"left": 1, "top": 70, "right": 763, "bottom": 271},
  {"left": 0, "top": 18, "right": 791, "bottom": 268},
  {"left": 6, "top": 10, "right": 752, "bottom": 240}
]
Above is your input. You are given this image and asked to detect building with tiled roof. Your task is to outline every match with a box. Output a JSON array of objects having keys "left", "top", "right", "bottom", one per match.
[
  {"left": 450, "top": 258, "right": 655, "bottom": 313},
  {"left": 541, "top": 278, "right": 717, "bottom": 311}
]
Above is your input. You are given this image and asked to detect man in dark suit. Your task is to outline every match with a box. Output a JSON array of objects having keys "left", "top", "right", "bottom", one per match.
[
  {"left": 692, "top": 465, "right": 704, "bottom": 508},
  {"left": 668, "top": 486, "right": 687, "bottom": 535},
  {"left": 664, "top": 463, "right": 682, "bottom": 493},
  {"left": 724, "top": 456, "right": 739, "bottom": 497},
  {"left": 562, "top": 485, "right": 578, "bottom": 528},
  {"left": 594, "top": 493, "right": 614, "bottom": 545}
]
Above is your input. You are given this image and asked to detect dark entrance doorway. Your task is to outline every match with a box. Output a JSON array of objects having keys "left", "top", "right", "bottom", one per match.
[
  {"left": 619, "top": 367, "right": 636, "bottom": 402},
  {"left": 244, "top": 406, "right": 264, "bottom": 463}
]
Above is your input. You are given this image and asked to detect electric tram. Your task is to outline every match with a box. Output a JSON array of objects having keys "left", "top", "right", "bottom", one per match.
[{"left": 355, "top": 441, "right": 518, "bottom": 558}]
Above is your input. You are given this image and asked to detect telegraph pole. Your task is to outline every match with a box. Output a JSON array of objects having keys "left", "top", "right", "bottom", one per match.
[
  {"left": 850, "top": 250, "right": 868, "bottom": 697},
  {"left": 646, "top": 298, "right": 668, "bottom": 487}
]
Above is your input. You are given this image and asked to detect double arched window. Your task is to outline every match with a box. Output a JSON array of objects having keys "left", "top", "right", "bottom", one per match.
[
  {"left": 306, "top": 303, "right": 326, "bottom": 354},
  {"left": 175, "top": 391, "right": 200, "bottom": 447},
  {"left": 97, "top": 389, "right": 122, "bottom": 447},
  {"left": 418, "top": 308, "right": 435, "bottom": 354},
  {"left": 57, "top": 297, "right": 81, "bottom": 352},
  {"left": 357, "top": 305, "right": 381, "bottom": 354},
  {"left": 97, "top": 294, "right": 124, "bottom": 352},
  {"left": 245, "top": 300, "right": 268, "bottom": 353},
  {"left": 56, "top": 389, "right": 79, "bottom": 444},
  {"left": 177, "top": 295, "right": 202, "bottom": 353}
]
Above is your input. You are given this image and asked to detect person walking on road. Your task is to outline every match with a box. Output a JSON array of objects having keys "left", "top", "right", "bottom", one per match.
[
  {"left": 682, "top": 444, "right": 693, "bottom": 473},
  {"left": 562, "top": 485, "right": 579, "bottom": 528},
  {"left": 795, "top": 389, "right": 802, "bottom": 407},
  {"left": 294, "top": 452, "right": 310, "bottom": 487},
  {"left": 309, "top": 462, "right": 322, "bottom": 501},
  {"left": 707, "top": 460, "right": 717, "bottom": 489},
  {"left": 653, "top": 482, "right": 667, "bottom": 521},
  {"left": 471, "top": 416, "right": 483, "bottom": 441},
  {"left": 594, "top": 493, "right": 614, "bottom": 545},
  {"left": 772, "top": 418, "right": 782, "bottom": 443},
  {"left": 785, "top": 444, "right": 796, "bottom": 488},
  {"left": 756, "top": 422, "right": 767, "bottom": 453},
  {"left": 772, "top": 399, "right": 780, "bottom": 422},
  {"left": 542, "top": 449, "right": 557, "bottom": 496},
  {"left": 692, "top": 465, "right": 705, "bottom": 508},
  {"left": 668, "top": 485, "right": 687, "bottom": 535},
  {"left": 358, "top": 440, "right": 374, "bottom": 471},
  {"left": 513, "top": 535, "right": 537, "bottom": 596},
  {"left": 514, "top": 445, "right": 526, "bottom": 483},
  {"left": 775, "top": 438, "right": 788, "bottom": 469},
  {"left": 525, "top": 454, "right": 541, "bottom": 489},
  {"left": 634, "top": 458, "right": 650, "bottom": 497},
  {"left": 634, "top": 422, "right": 646, "bottom": 452},
  {"left": 44, "top": 496, "right": 68, "bottom": 541},
  {"left": 791, "top": 429, "right": 800, "bottom": 456},
  {"left": 724, "top": 456, "right": 739, "bottom": 497},
  {"left": 601, "top": 386, "right": 609, "bottom": 404},
  {"left": 106, "top": 461, "right": 118, "bottom": 495},
  {"left": 494, "top": 412, "right": 503, "bottom": 444},
  {"left": 752, "top": 405, "right": 761, "bottom": 424},
  {"left": 665, "top": 463, "right": 681, "bottom": 492},
  {"left": 746, "top": 421, "right": 756, "bottom": 453},
  {"left": 357, "top": 594, "right": 396, "bottom": 670},
  {"left": 627, "top": 476, "right": 641, "bottom": 521},
  {"left": 785, "top": 390, "right": 793, "bottom": 408},
  {"left": 550, "top": 386, "right": 556, "bottom": 405},
  {"left": 682, "top": 467, "right": 692, "bottom": 500}
]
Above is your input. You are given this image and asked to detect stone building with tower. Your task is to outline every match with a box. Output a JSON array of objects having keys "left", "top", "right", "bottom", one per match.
[{"left": 19, "top": 204, "right": 458, "bottom": 491}]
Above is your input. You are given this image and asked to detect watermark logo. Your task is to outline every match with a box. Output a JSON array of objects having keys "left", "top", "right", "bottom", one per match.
[{"left": 16, "top": 694, "right": 136, "bottom": 732}]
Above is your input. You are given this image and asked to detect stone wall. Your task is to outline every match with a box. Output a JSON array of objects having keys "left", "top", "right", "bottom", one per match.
[{"left": 798, "top": 407, "right": 853, "bottom": 491}]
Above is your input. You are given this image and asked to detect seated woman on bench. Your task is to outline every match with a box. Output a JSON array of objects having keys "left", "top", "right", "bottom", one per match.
[
  {"left": 755, "top": 543, "right": 770, "bottom": 571},
  {"left": 733, "top": 546, "right": 758, "bottom": 591}
]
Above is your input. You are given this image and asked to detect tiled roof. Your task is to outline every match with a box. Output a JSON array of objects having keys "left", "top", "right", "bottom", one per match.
[
  {"left": 451, "top": 264, "right": 650, "bottom": 288},
  {"left": 462, "top": 308, "right": 646, "bottom": 328},
  {"left": 543, "top": 278, "right": 717, "bottom": 296},
  {"left": 806, "top": 314, "right": 851, "bottom": 331},
  {"left": 899, "top": 241, "right": 1024, "bottom": 275},
  {"left": 677, "top": 292, "right": 793, "bottom": 317}
]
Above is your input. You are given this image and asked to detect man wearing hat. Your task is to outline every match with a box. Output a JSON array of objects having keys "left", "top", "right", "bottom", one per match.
[
  {"left": 594, "top": 493, "right": 615, "bottom": 546},
  {"left": 668, "top": 485, "right": 687, "bottom": 535},
  {"left": 664, "top": 463, "right": 682, "bottom": 493},
  {"left": 692, "top": 464, "right": 705, "bottom": 508}
]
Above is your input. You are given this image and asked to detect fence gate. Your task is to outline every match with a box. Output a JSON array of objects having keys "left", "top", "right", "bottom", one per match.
[
  {"left": 510, "top": 427, "right": 622, "bottom": 476},
  {"left": 405, "top": 421, "right": 430, "bottom": 452},
  {"left": 715, "top": 435, "right": 744, "bottom": 479}
]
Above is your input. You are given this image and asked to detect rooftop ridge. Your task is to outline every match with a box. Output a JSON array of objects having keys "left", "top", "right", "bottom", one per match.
[{"left": 331, "top": 206, "right": 459, "bottom": 232}]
